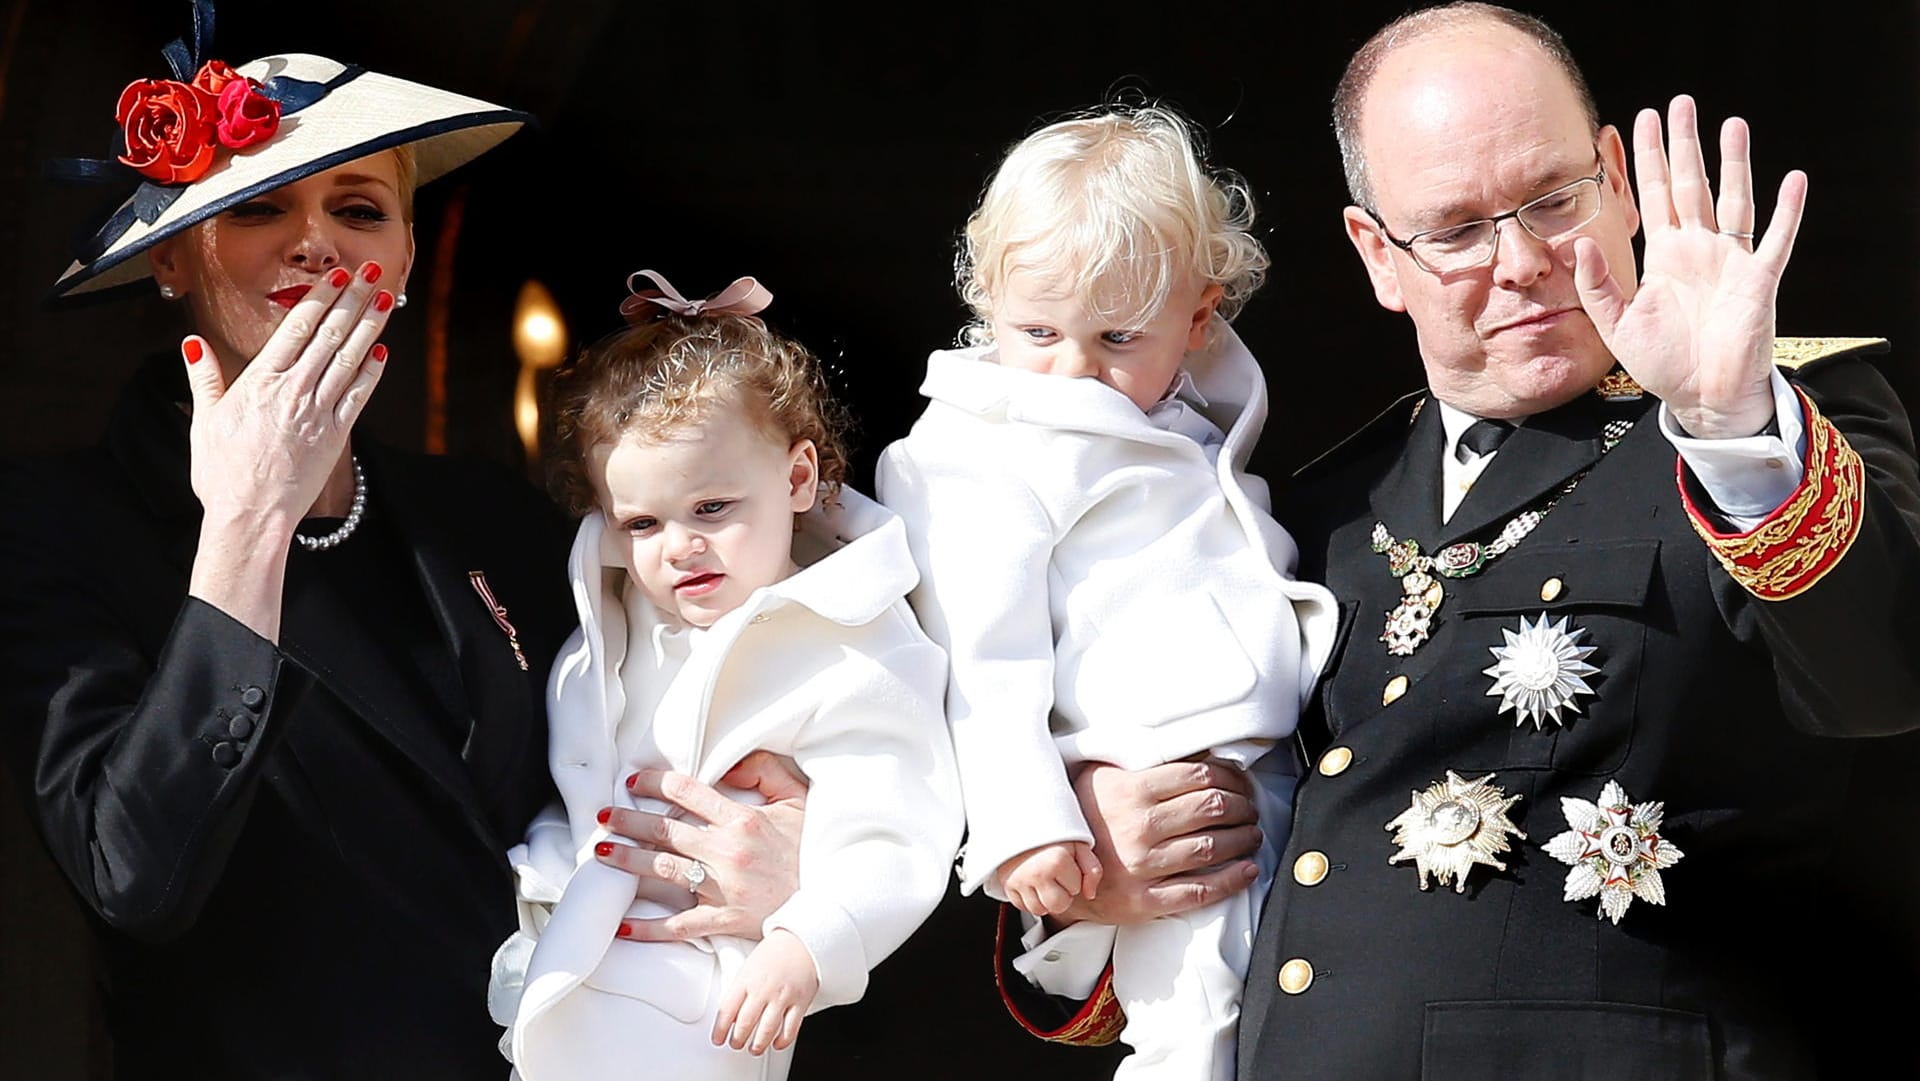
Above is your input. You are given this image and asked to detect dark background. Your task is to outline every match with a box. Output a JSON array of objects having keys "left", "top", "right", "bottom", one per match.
[{"left": 2, "top": 1, "right": 1914, "bottom": 1076}]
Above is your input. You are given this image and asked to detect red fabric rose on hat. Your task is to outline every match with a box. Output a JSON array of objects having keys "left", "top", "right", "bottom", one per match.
[
  {"left": 115, "top": 78, "right": 218, "bottom": 184},
  {"left": 213, "top": 78, "right": 279, "bottom": 150},
  {"left": 191, "top": 60, "right": 243, "bottom": 97}
]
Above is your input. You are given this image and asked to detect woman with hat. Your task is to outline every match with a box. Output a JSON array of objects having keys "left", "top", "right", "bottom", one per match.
[{"left": 2, "top": 16, "right": 811, "bottom": 1079}]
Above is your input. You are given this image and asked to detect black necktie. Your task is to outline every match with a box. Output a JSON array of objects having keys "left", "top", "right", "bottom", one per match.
[{"left": 1455, "top": 418, "right": 1516, "bottom": 463}]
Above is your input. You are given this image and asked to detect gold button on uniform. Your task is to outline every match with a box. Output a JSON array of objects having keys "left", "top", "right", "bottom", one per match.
[
  {"left": 1293, "top": 851, "right": 1329, "bottom": 886},
  {"left": 1540, "top": 577, "right": 1564, "bottom": 602},
  {"left": 1319, "top": 747, "right": 1354, "bottom": 777},
  {"left": 1278, "top": 958, "right": 1314, "bottom": 995},
  {"left": 1382, "top": 675, "right": 1409, "bottom": 706}
]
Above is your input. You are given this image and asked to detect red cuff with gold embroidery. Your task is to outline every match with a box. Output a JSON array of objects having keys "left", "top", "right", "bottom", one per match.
[
  {"left": 993, "top": 903, "right": 1125, "bottom": 1046},
  {"left": 1679, "top": 386, "right": 1865, "bottom": 600}
]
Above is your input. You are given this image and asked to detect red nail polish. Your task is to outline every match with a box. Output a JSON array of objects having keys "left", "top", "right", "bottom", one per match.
[
  {"left": 370, "top": 343, "right": 389, "bottom": 363},
  {"left": 182, "top": 338, "right": 203, "bottom": 364},
  {"left": 615, "top": 922, "right": 633, "bottom": 939},
  {"left": 373, "top": 290, "right": 394, "bottom": 313},
  {"left": 596, "top": 807, "right": 611, "bottom": 825},
  {"left": 625, "top": 772, "right": 640, "bottom": 789},
  {"left": 594, "top": 841, "right": 614, "bottom": 858},
  {"left": 362, "top": 262, "right": 383, "bottom": 284},
  {"left": 328, "top": 268, "right": 350, "bottom": 288}
]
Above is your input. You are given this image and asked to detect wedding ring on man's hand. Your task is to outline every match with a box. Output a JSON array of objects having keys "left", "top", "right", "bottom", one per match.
[
  {"left": 1719, "top": 229, "right": 1756, "bottom": 240},
  {"left": 685, "top": 860, "right": 708, "bottom": 893}
]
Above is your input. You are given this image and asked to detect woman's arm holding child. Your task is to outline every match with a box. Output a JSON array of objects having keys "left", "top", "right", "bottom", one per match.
[{"left": 595, "top": 751, "right": 810, "bottom": 941}]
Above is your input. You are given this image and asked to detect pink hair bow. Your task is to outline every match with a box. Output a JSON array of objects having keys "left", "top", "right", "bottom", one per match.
[{"left": 620, "top": 269, "right": 773, "bottom": 324}]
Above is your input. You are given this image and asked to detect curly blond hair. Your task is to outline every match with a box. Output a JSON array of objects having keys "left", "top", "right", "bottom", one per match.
[
  {"left": 955, "top": 103, "right": 1268, "bottom": 344},
  {"left": 547, "top": 312, "right": 852, "bottom": 518}
]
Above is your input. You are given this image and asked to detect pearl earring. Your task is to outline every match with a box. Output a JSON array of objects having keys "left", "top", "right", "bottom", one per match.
[
  {"left": 394, "top": 293, "right": 408, "bottom": 309},
  {"left": 158, "top": 284, "right": 179, "bottom": 300}
]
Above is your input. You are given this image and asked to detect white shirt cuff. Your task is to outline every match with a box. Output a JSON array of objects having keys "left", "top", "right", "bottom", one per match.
[
  {"left": 1010, "top": 915, "right": 1116, "bottom": 1001},
  {"left": 1658, "top": 370, "right": 1808, "bottom": 530}
]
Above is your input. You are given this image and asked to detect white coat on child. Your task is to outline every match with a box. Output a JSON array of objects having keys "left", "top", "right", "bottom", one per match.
[
  {"left": 878, "top": 319, "right": 1338, "bottom": 1081},
  {"left": 493, "top": 487, "right": 962, "bottom": 1081}
]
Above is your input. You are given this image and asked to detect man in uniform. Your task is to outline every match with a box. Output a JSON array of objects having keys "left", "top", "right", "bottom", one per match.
[{"left": 1004, "top": 4, "right": 1920, "bottom": 1078}]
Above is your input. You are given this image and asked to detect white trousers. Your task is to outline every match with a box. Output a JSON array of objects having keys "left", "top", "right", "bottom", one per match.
[{"left": 1109, "top": 755, "right": 1292, "bottom": 1081}]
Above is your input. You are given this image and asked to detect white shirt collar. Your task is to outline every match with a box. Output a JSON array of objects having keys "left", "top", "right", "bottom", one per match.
[
  {"left": 1160, "top": 367, "right": 1209, "bottom": 410},
  {"left": 1434, "top": 399, "right": 1530, "bottom": 522},
  {"left": 1145, "top": 367, "right": 1224, "bottom": 451},
  {"left": 1435, "top": 398, "right": 1483, "bottom": 463}
]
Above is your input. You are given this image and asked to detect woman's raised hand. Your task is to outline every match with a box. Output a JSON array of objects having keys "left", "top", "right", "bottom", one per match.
[
  {"left": 181, "top": 260, "right": 394, "bottom": 529},
  {"left": 181, "top": 260, "right": 393, "bottom": 641}
]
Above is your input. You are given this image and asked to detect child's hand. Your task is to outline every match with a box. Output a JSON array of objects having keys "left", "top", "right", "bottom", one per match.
[
  {"left": 712, "top": 928, "right": 819, "bottom": 1056},
  {"left": 998, "top": 841, "right": 1103, "bottom": 917}
]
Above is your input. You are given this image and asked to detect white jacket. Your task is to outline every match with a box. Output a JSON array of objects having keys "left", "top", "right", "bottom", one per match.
[
  {"left": 875, "top": 323, "right": 1338, "bottom": 893},
  {"left": 497, "top": 488, "right": 962, "bottom": 1078}
]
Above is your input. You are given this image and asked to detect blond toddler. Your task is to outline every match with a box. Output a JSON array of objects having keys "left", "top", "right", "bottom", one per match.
[{"left": 877, "top": 107, "right": 1338, "bottom": 1081}]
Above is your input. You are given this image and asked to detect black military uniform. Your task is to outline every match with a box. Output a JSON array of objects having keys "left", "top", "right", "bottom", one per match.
[{"left": 1238, "top": 341, "right": 1920, "bottom": 1080}]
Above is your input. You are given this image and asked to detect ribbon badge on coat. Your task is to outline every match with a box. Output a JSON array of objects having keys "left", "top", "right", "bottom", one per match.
[{"left": 469, "top": 570, "right": 529, "bottom": 671}]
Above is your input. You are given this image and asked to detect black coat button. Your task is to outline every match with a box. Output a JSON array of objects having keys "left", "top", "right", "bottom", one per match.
[
  {"left": 210, "top": 741, "right": 241, "bottom": 768},
  {"left": 239, "top": 686, "right": 266, "bottom": 712},
  {"left": 227, "top": 715, "right": 255, "bottom": 741}
]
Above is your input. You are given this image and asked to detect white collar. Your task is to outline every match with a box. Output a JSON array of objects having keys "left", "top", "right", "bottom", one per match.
[
  {"left": 568, "top": 485, "right": 916, "bottom": 649},
  {"left": 1159, "top": 367, "right": 1209, "bottom": 410},
  {"left": 1434, "top": 398, "right": 1530, "bottom": 462},
  {"left": 915, "top": 319, "right": 1262, "bottom": 448}
]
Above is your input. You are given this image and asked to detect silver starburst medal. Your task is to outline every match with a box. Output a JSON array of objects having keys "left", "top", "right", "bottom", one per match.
[
  {"left": 1385, "top": 771, "right": 1527, "bottom": 893},
  {"left": 1483, "top": 613, "right": 1600, "bottom": 729},
  {"left": 1543, "top": 780, "right": 1684, "bottom": 924}
]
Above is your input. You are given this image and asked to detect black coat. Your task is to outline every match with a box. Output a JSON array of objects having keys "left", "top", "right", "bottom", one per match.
[
  {"left": 0, "top": 357, "right": 576, "bottom": 1080},
  {"left": 1239, "top": 345, "right": 1920, "bottom": 1080}
]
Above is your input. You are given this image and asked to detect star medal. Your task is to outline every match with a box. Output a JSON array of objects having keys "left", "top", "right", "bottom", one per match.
[
  {"left": 1483, "top": 613, "right": 1600, "bottom": 729},
  {"left": 1543, "top": 780, "right": 1684, "bottom": 924},
  {"left": 1385, "top": 771, "right": 1527, "bottom": 893}
]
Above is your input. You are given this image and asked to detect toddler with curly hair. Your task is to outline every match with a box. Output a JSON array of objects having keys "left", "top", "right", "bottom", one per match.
[{"left": 493, "top": 272, "right": 961, "bottom": 1081}]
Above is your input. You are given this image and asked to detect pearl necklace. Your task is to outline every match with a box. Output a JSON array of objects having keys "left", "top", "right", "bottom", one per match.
[{"left": 294, "top": 456, "right": 367, "bottom": 552}]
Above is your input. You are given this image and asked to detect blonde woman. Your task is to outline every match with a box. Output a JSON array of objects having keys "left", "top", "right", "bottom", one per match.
[{"left": 4, "top": 16, "right": 810, "bottom": 1077}]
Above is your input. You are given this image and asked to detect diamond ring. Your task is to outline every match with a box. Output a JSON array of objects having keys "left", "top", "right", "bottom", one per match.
[{"left": 685, "top": 860, "right": 708, "bottom": 893}]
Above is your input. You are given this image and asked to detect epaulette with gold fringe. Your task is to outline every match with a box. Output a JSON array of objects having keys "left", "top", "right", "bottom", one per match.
[{"left": 1772, "top": 336, "right": 1890, "bottom": 370}]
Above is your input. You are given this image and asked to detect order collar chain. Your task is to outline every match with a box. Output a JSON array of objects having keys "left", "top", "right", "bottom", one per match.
[{"left": 1372, "top": 419, "right": 1632, "bottom": 656}]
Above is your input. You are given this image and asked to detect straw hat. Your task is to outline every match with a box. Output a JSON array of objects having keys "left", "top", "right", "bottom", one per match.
[{"left": 53, "top": 50, "right": 529, "bottom": 299}]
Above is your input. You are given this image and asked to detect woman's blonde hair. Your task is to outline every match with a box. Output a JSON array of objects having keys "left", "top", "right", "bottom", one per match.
[
  {"left": 391, "top": 144, "right": 419, "bottom": 223},
  {"left": 547, "top": 313, "right": 851, "bottom": 518},
  {"left": 955, "top": 104, "right": 1268, "bottom": 344}
]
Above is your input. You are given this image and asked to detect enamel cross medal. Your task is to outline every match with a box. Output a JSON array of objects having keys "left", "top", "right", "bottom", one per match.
[
  {"left": 1376, "top": 529, "right": 1445, "bottom": 655},
  {"left": 1372, "top": 523, "right": 1527, "bottom": 656}
]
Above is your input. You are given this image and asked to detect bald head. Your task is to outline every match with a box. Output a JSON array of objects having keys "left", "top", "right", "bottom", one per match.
[{"left": 1333, "top": 3, "right": 1599, "bottom": 207}]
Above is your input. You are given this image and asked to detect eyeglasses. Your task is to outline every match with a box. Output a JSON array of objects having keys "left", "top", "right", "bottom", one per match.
[{"left": 1367, "top": 161, "right": 1608, "bottom": 275}]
